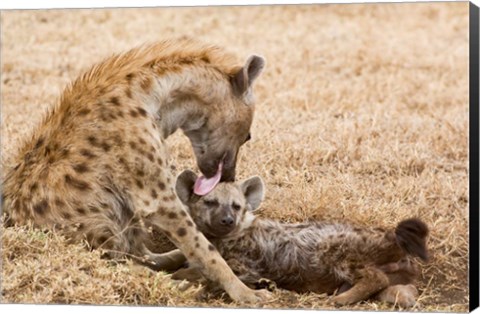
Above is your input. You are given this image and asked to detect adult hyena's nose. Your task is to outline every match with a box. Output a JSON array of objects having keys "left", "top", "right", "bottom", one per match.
[
  {"left": 220, "top": 170, "right": 235, "bottom": 183},
  {"left": 221, "top": 216, "right": 234, "bottom": 226},
  {"left": 220, "top": 151, "right": 237, "bottom": 182}
]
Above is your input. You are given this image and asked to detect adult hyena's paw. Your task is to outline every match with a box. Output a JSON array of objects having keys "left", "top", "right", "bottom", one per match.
[
  {"left": 229, "top": 286, "right": 272, "bottom": 304},
  {"left": 376, "top": 284, "right": 418, "bottom": 308},
  {"left": 331, "top": 293, "right": 356, "bottom": 306},
  {"left": 252, "top": 288, "right": 273, "bottom": 302},
  {"left": 254, "top": 278, "right": 277, "bottom": 292}
]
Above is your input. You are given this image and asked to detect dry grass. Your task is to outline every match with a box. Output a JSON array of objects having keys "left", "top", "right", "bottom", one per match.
[{"left": 0, "top": 3, "right": 469, "bottom": 312}]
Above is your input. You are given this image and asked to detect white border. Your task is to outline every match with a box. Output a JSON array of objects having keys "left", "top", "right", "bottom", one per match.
[
  {"left": 0, "top": 304, "right": 435, "bottom": 314},
  {"left": 0, "top": 0, "right": 477, "bottom": 10},
  {"left": 0, "top": 1, "right": 477, "bottom": 314}
]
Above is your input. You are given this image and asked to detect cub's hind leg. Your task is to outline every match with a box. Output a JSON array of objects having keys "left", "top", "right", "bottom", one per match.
[
  {"left": 379, "top": 258, "right": 419, "bottom": 286},
  {"left": 332, "top": 266, "right": 389, "bottom": 305}
]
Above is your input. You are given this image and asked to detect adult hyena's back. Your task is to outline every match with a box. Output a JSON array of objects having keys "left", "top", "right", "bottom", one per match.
[
  {"left": 1, "top": 115, "right": 150, "bottom": 257},
  {"left": 1, "top": 56, "right": 165, "bottom": 257}
]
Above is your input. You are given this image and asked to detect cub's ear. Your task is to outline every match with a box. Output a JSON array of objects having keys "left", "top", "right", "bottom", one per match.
[
  {"left": 175, "top": 170, "right": 198, "bottom": 204},
  {"left": 240, "top": 176, "right": 265, "bottom": 211},
  {"left": 231, "top": 55, "right": 266, "bottom": 96}
]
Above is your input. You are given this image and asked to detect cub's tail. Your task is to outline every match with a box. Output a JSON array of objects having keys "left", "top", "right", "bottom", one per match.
[{"left": 395, "top": 218, "right": 429, "bottom": 261}]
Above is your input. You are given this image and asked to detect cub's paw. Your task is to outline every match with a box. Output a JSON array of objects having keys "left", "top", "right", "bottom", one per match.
[
  {"left": 254, "top": 278, "right": 277, "bottom": 292},
  {"left": 376, "top": 284, "right": 418, "bottom": 308}
]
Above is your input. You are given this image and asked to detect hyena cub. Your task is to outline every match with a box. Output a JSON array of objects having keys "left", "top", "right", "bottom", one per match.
[{"left": 173, "top": 170, "right": 429, "bottom": 307}]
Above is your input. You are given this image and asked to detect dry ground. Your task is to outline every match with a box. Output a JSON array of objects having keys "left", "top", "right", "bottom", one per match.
[{"left": 0, "top": 3, "right": 469, "bottom": 312}]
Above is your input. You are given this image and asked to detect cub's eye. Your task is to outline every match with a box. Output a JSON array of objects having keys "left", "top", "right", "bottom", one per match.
[
  {"left": 203, "top": 199, "right": 219, "bottom": 207},
  {"left": 232, "top": 203, "right": 241, "bottom": 211}
]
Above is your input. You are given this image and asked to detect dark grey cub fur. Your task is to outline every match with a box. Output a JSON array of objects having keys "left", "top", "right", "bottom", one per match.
[{"left": 173, "top": 170, "right": 429, "bottom": 306}]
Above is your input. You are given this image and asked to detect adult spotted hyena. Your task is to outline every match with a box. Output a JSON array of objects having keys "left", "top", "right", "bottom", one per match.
[
  {"left": 174, "top": 170, "right": 429, "bottom": 307},
  {"left": 1, "top": 38, "right": 270, "bottom": 303}
]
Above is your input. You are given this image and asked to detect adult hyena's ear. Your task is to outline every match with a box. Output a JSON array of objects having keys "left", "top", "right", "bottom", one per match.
[
  {"left": 240, "top": 176, "right": 265, "bottom": 211},
  {"left": 231, "top": 55, "right": 266, "bottom": 96},
  {"left": 175, "top": 170, "right": 198, "bottom": 204}
]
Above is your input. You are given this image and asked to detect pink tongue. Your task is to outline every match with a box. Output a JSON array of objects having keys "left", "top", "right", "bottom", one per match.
[{"left": 193, "top": 162, "right": 223, "bottom": 196}]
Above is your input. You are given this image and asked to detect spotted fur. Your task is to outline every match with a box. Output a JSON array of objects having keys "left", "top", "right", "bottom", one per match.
[{"left": 2, "top": 37, "right": 270, "bottom": 303}]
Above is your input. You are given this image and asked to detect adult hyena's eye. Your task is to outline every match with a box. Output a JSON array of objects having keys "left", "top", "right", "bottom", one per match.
[
  {"left": 203, "top": 199, "right": 219, "bottom": 207},
  {"left": 232, "top": 203, "right": 241, "bottom": 211}
]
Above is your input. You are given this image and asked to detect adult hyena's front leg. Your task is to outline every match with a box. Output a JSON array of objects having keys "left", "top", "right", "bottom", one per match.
[
  {"left": 148, "top": 200, "right": 271, "bottom": 303},
  {"left": 171, "top": 258, "right": 276, "bottom": 292},
  {"left": 224, "top": 259, "right": 276, "bottom": 291}
]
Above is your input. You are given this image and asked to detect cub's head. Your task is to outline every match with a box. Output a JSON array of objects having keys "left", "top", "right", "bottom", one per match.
[{"left": 175, "top": 169, "right": 265, "bottom": 238}]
